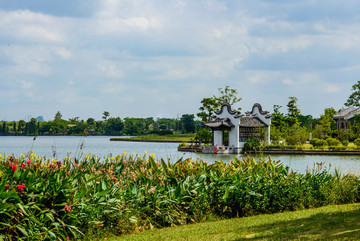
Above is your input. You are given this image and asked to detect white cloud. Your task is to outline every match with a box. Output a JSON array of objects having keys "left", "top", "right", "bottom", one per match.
[
  {"left": 0, "top": 10, "right": 66, "bottom": 43},
  {"left": 325, "top": 84, "right": 340, "bottom": 93},
  {"left": 55, "top": 47, "right": 72, "bottom": 59},
  {"left": 1, "top": 1, "right": 360, "bottom": 120}
]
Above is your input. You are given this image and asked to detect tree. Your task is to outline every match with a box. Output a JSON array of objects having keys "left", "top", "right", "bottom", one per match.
[
  {"left": 215, "top": 86, "right": 242, "bottom": 107},
  {"left": 286, "top": 97, "right": 301, "bottom": 126},
  {"left": 194, "top": 128, "right": 212, "bottom": 143},
  {"left": 86, "top": 118, "right": 95, "bottom": 127},
  {"left": 180, "top": 114, "right": 196, "bottom": 133},
  {"left": 271, "top": 105, "right": 286, "bottom": 130},
  {"left": 345, "top": 80, "right": 360, "bottom": 107},
  {"left": 54, "top": 111, "right": 62, "bottom": 121},
  {"left": 197, "top": 86, "right": 242, "bottom": 122},
  {"left": 103, "top": 111, "right": 110, "bottom": 121},
  {"left": 105, "top": 117, "right": 124, "bottom": 135},
  {"left": 197, "top": 97, "right": 219, "bottom": 122},
  {"left": 68, "top": 117, "right": 80, "bottom": 123},
  {"left": 18, "top": 120, "right": 26, "bottom": 134}
]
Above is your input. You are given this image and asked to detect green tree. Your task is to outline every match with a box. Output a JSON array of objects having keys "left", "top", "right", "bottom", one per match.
[
  {"left": 345, "top": 80, "right": 360, "bottom": 107},
  {"left": 103, "top": 111, "right": 110, "bottom": 121},
  {"left": 54, "top": 111, "right": 63, "bottom": 121},
  {"left": 286, "top": 97, "right": 301, "bottom": 126},
  {"left": 18, "top": 120, "right": 26, "bottom": 134},
  {"left": 180, "top": 114, "right": 196, "bottom": 133},
  {"left": 271, "top": 105, "right": 286, "bottom": 130},
  {"left": 194, "top": 128, "right": 212, "bottom": 143},
  {"left": 105, "top": 117, "right": 124, "bottom": 135},
  {"left": 197, "top": 97, "right": 219, "bottom": 122},
  {"left": 197, "top": 86, "right": 242, "bottom": 122},
  {"left": 26, "top": 118, "right": 38, "bottom": 135},
  {"left": 86, "top": 118, "right": 95, "bottom": 127}
]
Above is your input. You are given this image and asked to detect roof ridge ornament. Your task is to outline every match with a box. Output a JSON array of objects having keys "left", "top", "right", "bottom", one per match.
[
  {"left": 214, "top": 102, "right": 239, "bottom": 115},
  {"left": 250, "top": 103, "right": 270, "bottom": 115}
]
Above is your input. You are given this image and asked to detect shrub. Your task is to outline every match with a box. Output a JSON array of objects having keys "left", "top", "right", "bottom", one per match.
[
  {"left": 1, "top": 153, "right": 360, "bottom": 239},
  {"left": 328, "top": 146, "right": 346, "bottom": 151},
  {"left": 243, "top": 138, "right": 261, "bottom": 152},
  {"left": 341, "top": 140, "right": 349, "bottom": 147},
  {"left": 354, "top": 138, "right": 360, "bottom": 148},
  {"left": 262, "top": 145, "right": 281, "bottom": 150},
  {"left": 310, "top": 138, "right": 328, "bottom": 147},
  {"left": 194, "top": 128, "right": 212, "bottom": 144},
  {"left": 326, "top": 138, "right": 341, "bottom": 146},
  {"left": 179, "top": 142, "right": 187, "bottom": 147},
  {"left": 310, "top": 138, "right": 320, "bottom": 146}
]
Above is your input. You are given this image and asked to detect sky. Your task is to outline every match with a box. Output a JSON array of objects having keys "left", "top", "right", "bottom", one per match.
[{"left": 1, "top": 0, "right": 360, "bottom": 121}]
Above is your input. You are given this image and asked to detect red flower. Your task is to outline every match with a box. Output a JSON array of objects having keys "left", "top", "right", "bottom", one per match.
[
  {"left": 18, "top": 183, "right": 25, "bottom": 192},
  {"left": 65, "top": 205, "right": 71, "bottom": 214},
  {"left": 5, "top": 184, "right": 11, "bottom": 190},
  {"left": 27, "top": 159, "right": 31, "bottom": 165},
  {"left": 21, "top": 163, "right": 26, "bottom": 168},
  {"left": 9, "top": 163, "right": 17, "bottom": 172}
]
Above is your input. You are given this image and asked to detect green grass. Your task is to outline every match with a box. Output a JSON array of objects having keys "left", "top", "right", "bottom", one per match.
[{"left": 115, "top": 203, "right": 360, "bottom": 241}]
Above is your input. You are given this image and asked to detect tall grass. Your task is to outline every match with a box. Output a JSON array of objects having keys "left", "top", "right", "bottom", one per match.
[{"left": 0, "top": 153, "right": 359, "bottom": 240}]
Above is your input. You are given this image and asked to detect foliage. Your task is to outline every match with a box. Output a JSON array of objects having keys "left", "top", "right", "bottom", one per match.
[
  {"left": 345, "top": 80, "right": 360, "bottom": 107},
  {"left": 0, "top": 154, "right": 359, "bottom": 240},
  {"left": 180, "top": 114, "right": 196, "bottom": 133},
  {"left": 354, "top": 138, "right": 360, "bottom": 147},
  {"left": 326, "top": 138, "right": 341, "bottom": 146},
  {"left": 194, "top": 128, "right": 212, "bottom": 144},
  {"left": 283, "top": 126, "right": 309, "bottom": 145},
  {"left": 197, "top": 86, "right": 241, "bottom": 122},
  {"left": 271, "top": 105, "right": 286, "bottom": 132},
  {"left": 286, "top": 97, "right": 301, "bottom": 126},
  {"left": 310, "top": 138, "right": 328, "bottom": 147},
  {"left": 243, "top": 138, "right": 261, "bottom": 152}
]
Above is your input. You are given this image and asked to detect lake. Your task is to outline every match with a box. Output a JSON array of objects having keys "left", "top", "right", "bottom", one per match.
[{"left": 1, "top": 136, "right": 360, "bottom": 174}]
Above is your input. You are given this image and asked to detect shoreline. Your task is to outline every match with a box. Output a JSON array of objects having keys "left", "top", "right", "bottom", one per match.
[
  {"left": 110, "top": 138, "right": 189, "bottom": 143},
  {"left": 178, "top": 147, "right": 360, "bottom": 155}
]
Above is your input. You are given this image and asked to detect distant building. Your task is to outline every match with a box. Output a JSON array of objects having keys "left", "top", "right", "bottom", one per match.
[
  {"left": 35, "top": 116, "right": 45, "bottom": 122},
  {"left": 333, "top": 107, "right": 360, "bottom": 130},
  {"left": 203, "top": 102, "right": 271, "bottom": 154}
]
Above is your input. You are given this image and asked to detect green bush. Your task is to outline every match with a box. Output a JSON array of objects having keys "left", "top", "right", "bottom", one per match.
[
  {"left": 1, "top": 153, "right": 360, "bottom": 239},
  {"left": 310, "top": 138, "right": 328, "bottom": 147},
  {"left": 262, "top": 145, "right": 281, "bottom": 150},
  {"left": 341, "top": 140, "right": 349, "bottom": 147},
  {"left": 354, "top": 138, "right": 360, "bottom": 147},
  {"left": 328, "top": 146, "right": 346, "bottom": 151},
  {"left": 326, "top": 138, "right": 341, "bottom": 146},
  {"left": 178, "top": 142, "right": 187, "bottom": 147},
  {"left": 243, "top": 138, "right": 261, "bottom": 152},
  {"left": 194, "top": 128, "right": 212, "bottom": 144}
]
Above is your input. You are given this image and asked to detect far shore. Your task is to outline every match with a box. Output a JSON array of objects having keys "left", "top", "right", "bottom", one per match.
[{"left": 110, "top": 138, "right": 188, "bottom": 143}]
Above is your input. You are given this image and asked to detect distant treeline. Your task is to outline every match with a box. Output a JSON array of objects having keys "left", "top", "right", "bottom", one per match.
[{"left": 0, "top": 112, "right": 203, "bottom": 136}]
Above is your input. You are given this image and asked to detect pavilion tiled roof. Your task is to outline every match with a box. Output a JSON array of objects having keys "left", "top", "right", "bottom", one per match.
[
  {"left": 239, "top": 115, "right": 268, "bottom": 127},
  {"left": 204, "top": 118, "right": 235, "bottom": 129}
]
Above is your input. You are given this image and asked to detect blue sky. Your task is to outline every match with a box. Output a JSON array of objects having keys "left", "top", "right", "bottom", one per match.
[{"left": 1, "top": 0, "right": 360, "bottom": 121}]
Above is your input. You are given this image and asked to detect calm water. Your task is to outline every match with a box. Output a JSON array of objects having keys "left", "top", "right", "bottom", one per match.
[{"left": 1, "top": 136, "right": 360, "bottom": 174}]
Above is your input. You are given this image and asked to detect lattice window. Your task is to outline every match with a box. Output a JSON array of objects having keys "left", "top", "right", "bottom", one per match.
[{"left": 239, "top": 127, "right": 260, "bottom": 142}]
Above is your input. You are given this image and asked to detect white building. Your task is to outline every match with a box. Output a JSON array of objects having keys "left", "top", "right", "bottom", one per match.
[{"left": 203, "top": 103, "right": 271, "bottom": 154}]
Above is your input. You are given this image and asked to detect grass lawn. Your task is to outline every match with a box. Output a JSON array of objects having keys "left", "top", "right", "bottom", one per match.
[{"left": 114, "top": 203, "right": 360, "bottom": 241}]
